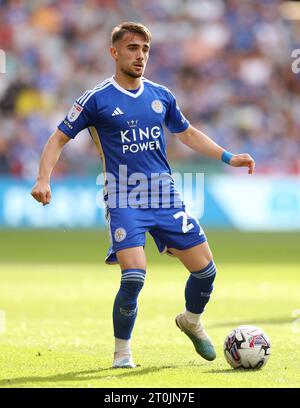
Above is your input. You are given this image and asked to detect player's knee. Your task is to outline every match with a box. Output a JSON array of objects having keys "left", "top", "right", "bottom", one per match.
[{"left": 116, "top": 247, "right": 146, "bottom": 270}]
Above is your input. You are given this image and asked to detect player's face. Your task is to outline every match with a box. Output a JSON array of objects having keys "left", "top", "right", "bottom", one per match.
[{"left": 111, "top": 33, "right": 150, "bottom": 79}]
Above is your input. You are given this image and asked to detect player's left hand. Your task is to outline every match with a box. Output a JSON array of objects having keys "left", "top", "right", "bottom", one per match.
[{"left": 230, "top": 153, "right": 255, "bottom": 174}]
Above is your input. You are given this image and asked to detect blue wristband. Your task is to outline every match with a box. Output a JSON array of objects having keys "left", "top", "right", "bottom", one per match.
[{"left": 221, "top": 150, "right": 234, "bottom": 164}]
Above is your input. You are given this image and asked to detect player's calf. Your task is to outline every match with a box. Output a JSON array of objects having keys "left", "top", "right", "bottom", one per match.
[
  {"left": 112, "top": 268, "right": 146, "bottom": 368},
  {"left": 185, "top": 259, "right": 216, "bottom": 315}
]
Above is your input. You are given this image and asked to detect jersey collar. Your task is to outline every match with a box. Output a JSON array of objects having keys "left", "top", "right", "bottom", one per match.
[{"left": 111, "top": 76, "right": 144, "bottom": 98}]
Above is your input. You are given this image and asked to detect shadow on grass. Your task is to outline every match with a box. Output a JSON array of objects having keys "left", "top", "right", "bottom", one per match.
[
  {"left": 204, "top": 368, "right": 259, "bottom": 374},
  {"left": 0, "top": 362, "right": 204, "bottom": 387}
]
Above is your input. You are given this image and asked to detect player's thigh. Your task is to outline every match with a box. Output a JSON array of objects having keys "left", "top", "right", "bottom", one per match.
[
  {"left": 152, "top": 206, "right": 211, "bottom": 271},
  {"left": 169, "top": 241, "right": 213, "bottom": 272},
  {"left": 116, "top": 246, "right": 146, "bottom": 270}
]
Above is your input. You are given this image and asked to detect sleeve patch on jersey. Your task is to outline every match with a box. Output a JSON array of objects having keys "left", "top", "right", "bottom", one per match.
[{"left": 67, "top": 102, "right": 83, "bottom": 122}]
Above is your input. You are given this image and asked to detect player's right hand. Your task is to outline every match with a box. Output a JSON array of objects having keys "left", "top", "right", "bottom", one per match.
[{"left": 31, "top": 180, "right": 51, "bottom": 206}]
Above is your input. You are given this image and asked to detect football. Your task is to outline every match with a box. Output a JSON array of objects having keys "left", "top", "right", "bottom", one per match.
[{"left": 224, "top": 325, "right": 271, "bottom": 369}]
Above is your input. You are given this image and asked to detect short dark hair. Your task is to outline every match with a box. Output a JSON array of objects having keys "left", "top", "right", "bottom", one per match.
[{"left": 111, "top": 22, "right": 152, "bottom": 45}]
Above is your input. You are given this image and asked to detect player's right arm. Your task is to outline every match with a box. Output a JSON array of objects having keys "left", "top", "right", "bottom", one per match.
[
  {"left": 31, "top": 90, "right": 97, "bottom": 205},
  {"left": 31, "top": 129, "right": 70, "bottom": 205}
]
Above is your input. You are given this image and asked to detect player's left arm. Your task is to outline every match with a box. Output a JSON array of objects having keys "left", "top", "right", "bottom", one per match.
[{"left": 175, "top": 124, "right": 255, "bottom": 174}]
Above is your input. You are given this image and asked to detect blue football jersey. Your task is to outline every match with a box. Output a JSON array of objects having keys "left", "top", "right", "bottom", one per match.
[{"left": 58, "top": 76, "right": 189, "bottom": 208}]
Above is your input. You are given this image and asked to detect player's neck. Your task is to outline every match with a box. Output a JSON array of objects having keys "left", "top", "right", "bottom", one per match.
[{"left": 113, "top": 72, "right": 141, "bottom": 91}]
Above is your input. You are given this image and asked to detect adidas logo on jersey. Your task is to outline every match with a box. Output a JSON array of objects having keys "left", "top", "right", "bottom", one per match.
[{"left": 112, "top": 107, "right": 124, "bottom": 116}]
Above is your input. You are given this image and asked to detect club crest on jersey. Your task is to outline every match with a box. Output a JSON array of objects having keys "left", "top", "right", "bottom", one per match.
[
  {"left": 151, "top": 99, "right": 163, "bottom": 113},
  {"left": 67, "top": 102, "right": 83, "bottom": 122},
  {"left": 114, "top": 227, "right": 127, "bottom": 242}
]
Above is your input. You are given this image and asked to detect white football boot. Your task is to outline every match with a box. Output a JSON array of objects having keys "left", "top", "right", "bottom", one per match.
[
  {"left": 112, "top": 351, "right": 136, "bottom": 368},
  {"left": 175, "top": 313, "right": 216, "bottom": 361}
]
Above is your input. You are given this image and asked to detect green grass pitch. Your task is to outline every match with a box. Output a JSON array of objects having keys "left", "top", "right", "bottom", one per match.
[{"left": 0, "top": 229, "right": 299, "bottom": 388}]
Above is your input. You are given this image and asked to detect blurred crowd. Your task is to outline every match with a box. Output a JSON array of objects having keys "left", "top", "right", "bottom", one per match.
[{"left": 1, "top": 0, "right": 300, "bottom": 179}]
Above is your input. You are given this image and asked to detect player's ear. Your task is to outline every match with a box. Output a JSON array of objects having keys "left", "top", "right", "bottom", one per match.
[{"left": 110, "top": 46, "right": 118, "bottom": 61}]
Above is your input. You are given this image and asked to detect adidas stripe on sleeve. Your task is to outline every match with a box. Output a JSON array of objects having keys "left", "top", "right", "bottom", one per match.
[{"left": 164, "top": 90, "right": 189, "bottom": 134}]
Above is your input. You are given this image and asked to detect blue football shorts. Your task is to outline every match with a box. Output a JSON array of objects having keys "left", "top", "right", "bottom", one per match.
[{"left": 105, "top": 206, "right": 207, "bottom": 265}]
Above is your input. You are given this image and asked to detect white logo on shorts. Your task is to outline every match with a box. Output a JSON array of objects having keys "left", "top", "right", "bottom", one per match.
[
  {"left": 114, "top": 227, "right": 127, "bottom": 242},
  {"left": 151, "top": 100, "right": 163, "bottom": 113},
  {"left": 67, "top": 102, "right": 83, "bottom": 122}
]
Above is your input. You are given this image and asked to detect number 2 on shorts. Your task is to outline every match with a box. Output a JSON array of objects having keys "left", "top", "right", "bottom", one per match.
[{"left": 173, "top": 211, "right": 194, "bottom": 233}]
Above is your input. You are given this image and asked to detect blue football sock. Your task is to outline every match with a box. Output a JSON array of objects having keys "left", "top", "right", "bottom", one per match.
[
  {"left": 185, "top": 260, "right": 217, "bottom": 314},
  {"left": 113, "top": 269, "right": 146, "bottom": 340}
]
